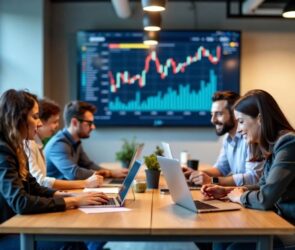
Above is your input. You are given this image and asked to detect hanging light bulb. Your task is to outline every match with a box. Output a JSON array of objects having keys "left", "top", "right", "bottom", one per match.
[
  {"left": 282, "top": 0, "right": 295, "bottom": 18},
  {"left": 141, "top": 0, "right": 166, "bottom": 12},
  {"left": 143, "top": 12, "right": 162, "bottom": 31},
  {"left": 143, "top": 31, "right": 159, "bottom": 46}
]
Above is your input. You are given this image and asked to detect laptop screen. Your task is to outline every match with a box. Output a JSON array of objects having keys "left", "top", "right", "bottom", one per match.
[
  {"left": 127, "top": 143, "right": 144, "bottom": 169},
  {"left": 161, "top": 141, "right": 173, "bottom": 159},
  {"left": 118, "top": 160, "right": 142, "bottom": 203}
]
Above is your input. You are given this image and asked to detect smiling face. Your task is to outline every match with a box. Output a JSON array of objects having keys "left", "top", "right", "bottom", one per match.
[
  {"left": 26, "top": 101, "right": 42, "bottom": 140},
  {"left": 37, "top": 114, "right": 60, "bottom": 140},
  {"left": 234, "top": 110, "right": 261, "bottom": 144},
  {"left": 211, "top": 100, "right": 236, "bottom": 136}
]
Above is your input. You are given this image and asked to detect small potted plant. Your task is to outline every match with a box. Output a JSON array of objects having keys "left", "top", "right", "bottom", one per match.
[
  {"left": 115, "top": 137, "right": 137, "bottom": 168},
  {"left": 144, "top": 146, "right": 164, "bottom": 189}
]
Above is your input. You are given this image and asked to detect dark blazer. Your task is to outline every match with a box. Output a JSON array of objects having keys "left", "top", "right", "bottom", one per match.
[
  {"left": 0, "top": 139, "right": 66, "bottom": 224},
  {"left": 241, "top": 132, "right": 295, "bottom": 225}
]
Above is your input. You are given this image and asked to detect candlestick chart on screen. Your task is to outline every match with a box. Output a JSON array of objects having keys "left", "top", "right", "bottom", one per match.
[{"left": 78, "top": 31, "right": 240, "bottom": 126}]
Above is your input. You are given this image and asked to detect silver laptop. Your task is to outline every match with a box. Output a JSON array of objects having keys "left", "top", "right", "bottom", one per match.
[
  {"left": 84, "top": 160, "right": 142, "bottom": 208},
  {"left": 161, "top": 141, "right": 201, "bottom": 190},
  {"left": 104, "top": 143, "right": 144, "bottom": 186},
  {"left": 162, "top": 141, "right": 173, "bottom": 159},
  {"left": 157, "top": 156, "right": 241, "bottom": 213}
]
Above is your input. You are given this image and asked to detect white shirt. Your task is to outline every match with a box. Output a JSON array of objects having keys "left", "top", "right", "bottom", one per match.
[{"left": 25, "top": 136, "right": 56, "bottom": 188}]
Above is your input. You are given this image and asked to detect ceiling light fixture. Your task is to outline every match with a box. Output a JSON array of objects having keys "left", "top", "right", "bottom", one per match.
[
  {"left": 143, "top": 12, "right": 162, "bottom": 31},
  {"left": 142, "top": 0, "right": 166, "bottom": 12},
  {"left": 282, "top": 0, "right": 295, "bottom": 18},
  {"left": 143, "top": 31, "right": 159, "bottom": 46}
]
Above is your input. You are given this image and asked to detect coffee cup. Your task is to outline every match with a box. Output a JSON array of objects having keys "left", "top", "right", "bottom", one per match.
[
  {"left": 180, "top": 151, "right": 190, "bottom": 167},
  {"left": 187, "top": 159, "right": 199, "bottom": 170},
  {"left": 133, "top": 180, "right": 147, "bottom": 193}
]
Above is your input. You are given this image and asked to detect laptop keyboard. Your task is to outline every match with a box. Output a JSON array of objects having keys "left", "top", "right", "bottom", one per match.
[
  {"left": 96, "top": 198, "right": 118, "bottom": 207},
  {"left": 187, "top": 181, "right": 201, "bottom": 188},
  {"left": 194, "top": 200, "right": 218, "bottom": 210},
  {"left": 106, "top": 198, "right": 117, "bottom": 206},
  {"left": 109, "top": 178, "right": 124, "bottom": 184}
]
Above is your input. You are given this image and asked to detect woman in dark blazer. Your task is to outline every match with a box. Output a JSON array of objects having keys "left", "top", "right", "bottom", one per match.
[
  {"left": 0, "top": 89, "right": 108, "bottom": 249},
  {"left": 201, "top": 89, "right": 295, "bottom": 250}
]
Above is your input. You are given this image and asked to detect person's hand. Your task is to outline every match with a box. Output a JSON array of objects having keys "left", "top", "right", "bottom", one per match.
[
  {"left": 111, "top": 168, "right": 129, "bottom": 178},
  {"left": 189, "top": 171, "right": 211, "bottom": 185},
  {"left": 182, "top": 167, "right": 193, "bottom": 179},
  {"left": 201, "top": 184, "right": 230, "bottom": 200},
  {"left": 96, "top": 169, "right": 112, "bottom": 178},
  {"left": 227, "top": 188, "right": 245, "bottom": 204},
  {"left": 84, "top": 173, "right": 104, "bottom": 188},
  {"left": 64, "top": 192, "right": 109, "bottom": 209}
]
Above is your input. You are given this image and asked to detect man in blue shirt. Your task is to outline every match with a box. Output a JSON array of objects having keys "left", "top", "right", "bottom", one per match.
[
  {"left": 45, "top": 100, "right": 128, "bottom": 181},
  {"left": 189, "top": 91, "right": 263, "bottom": 186}
]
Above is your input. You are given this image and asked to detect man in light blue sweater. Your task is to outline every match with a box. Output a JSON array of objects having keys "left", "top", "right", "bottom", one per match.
[{"left": 45, "top": 100, "right": 127, "bottom": 181}]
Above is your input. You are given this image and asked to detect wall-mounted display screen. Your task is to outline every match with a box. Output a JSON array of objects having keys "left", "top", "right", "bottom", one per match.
[{"left": 77, "top": 30, "right": 240, "bottom": 126}]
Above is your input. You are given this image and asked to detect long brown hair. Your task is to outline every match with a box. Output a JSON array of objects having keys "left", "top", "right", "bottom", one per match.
[
  {"left": 234, "top": 89, "right": 294, "bottom": 158},
  {"left": 0, "top": 89, "right": 38, "bottom": 180}
]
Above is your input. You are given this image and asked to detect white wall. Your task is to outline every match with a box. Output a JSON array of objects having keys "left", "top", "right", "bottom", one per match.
[
  {"left": 242, "top": 32, "right": 295, "bottom": 122},
  {"left": 0, "top": 0, "right": 44, "bottom": 96},
  {"left": 1, "top": 1, "right": 293, "bottom": 164},
  {"left": 38, "top": 1, "right": 295, "bottom": 163}
]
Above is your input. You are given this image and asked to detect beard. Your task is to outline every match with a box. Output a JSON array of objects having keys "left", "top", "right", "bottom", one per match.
[
  {"left": 77, "top": 130, "right": 90, "bottom": 139},
  {"left": 214, "top": 117, "right": 235, "bottom": 136}
]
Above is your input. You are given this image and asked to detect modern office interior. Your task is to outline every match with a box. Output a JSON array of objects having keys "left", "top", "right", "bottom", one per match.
[
  {"left": 0, "top": 0, "right": 294, "bottom": 164},
  {"left": 0, "top": 0, "right": 295, "bottom": 249}
]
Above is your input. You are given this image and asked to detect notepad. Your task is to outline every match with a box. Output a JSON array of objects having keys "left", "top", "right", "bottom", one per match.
[
  {"left": 83, "top": 187, "right": 119, "bottom": 194},
  {"left": 79, "top": 207, "right": 131, "bottom": 214}
]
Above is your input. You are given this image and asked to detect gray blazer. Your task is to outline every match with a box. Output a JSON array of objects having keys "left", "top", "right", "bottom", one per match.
[{"left": 241, "top": 132, "right": 295, "bottom": 225}]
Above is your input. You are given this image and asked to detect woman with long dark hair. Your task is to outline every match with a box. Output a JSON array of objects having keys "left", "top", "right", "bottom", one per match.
[
  {"left": 0, "top": 89, "right": 108, "bottom": 249},
  {"left": 201, "top": 89, "right": 295, "bottom": 249}
]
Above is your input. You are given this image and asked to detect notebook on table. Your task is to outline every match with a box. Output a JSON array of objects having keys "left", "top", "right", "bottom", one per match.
[{"left": 157, "top": 156, "right": 241, "bottom": 213}]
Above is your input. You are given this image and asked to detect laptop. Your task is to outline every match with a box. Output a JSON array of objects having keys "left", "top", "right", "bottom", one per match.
[
  {"left": 161, "top": 141, "right": 201, "bottom": 190},
  {"left": 83, "top": 160, "right": 142, "bottom": 208},
  {"left": 157, "top": 156, "right": 241, "bottom": 213},
  {"left": 104, "top": 143, "right": 144, "bottom": 186}
]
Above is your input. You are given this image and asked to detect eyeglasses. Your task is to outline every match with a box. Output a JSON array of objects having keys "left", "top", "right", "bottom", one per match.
[{"left": 77, "top": 118, "right": 94, "bottom": 127}]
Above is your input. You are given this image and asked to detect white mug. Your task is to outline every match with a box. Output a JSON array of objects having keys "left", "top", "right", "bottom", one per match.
[{"left": 180, "top": 151, "right": 190, "bottom": 167}]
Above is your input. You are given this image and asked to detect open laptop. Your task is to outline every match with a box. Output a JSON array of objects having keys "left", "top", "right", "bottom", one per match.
[
  {"left": 157, "top": 156, "right": 241, "bottom": 213},
  {"left": 161, "top": 141, "right": 201, "bottom": 190},
  {"left": 104, "top": 143, "right": 144, "bottom": 186},
  {"left": 84, "top": 160, "right": 142, "bottom": 208}
]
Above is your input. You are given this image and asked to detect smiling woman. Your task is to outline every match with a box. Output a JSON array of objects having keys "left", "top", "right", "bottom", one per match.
[{"left": 201, "top": 89, "right": 295, "bottom": 250}]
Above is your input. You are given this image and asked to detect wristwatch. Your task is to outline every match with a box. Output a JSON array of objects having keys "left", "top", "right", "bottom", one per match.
[{"left": 211, "top": 177, "right": 219, "bottom": 184}]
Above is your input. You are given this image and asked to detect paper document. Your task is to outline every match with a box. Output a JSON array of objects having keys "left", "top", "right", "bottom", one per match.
[
  {"left": 83, "top": 187, "right": 119, "bottom": 194},
  {"left": 79, "top": 207, "right": 131, "bottom": 214}
]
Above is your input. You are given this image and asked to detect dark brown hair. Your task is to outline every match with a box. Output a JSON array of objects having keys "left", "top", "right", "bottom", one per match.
[
  {"left": 0, "top": 89, "right": 38, "bottom": 180},
  {"left": 234, "top": 89, "right": 294, "bottom": 158},
  {"left": 38, "top": 98, "right": 60, "bottom": 122},
  {"left": 63, "top": 101, "right": 96, "bottom": 127},
  {"left": 212, "top": 91, "right": 240, "bottom": 115}
]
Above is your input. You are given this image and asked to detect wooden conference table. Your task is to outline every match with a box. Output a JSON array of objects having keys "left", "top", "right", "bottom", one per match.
[{"left": 0, "top": 173, "right": 294, "bottom": 250}]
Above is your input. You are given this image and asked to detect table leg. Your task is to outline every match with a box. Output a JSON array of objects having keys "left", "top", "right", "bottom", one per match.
[
  {"left": 256, "top": 235, "right": 273, "bottom": 250},
  {"left": 20, "top": 234, "right": 35, "bottom": 250}
]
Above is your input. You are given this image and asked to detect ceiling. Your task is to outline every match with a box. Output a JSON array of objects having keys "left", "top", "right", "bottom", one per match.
[{"left": 50, "top": 0, "right": 291, "bottom": 19}]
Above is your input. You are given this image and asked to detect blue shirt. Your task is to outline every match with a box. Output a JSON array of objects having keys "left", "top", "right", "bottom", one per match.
[
  {"left": 45, "top": 128, "right": 101, "bottom": 180},
  {"left": 214, "top": 133, "right": 263, "bottom": 186}
]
